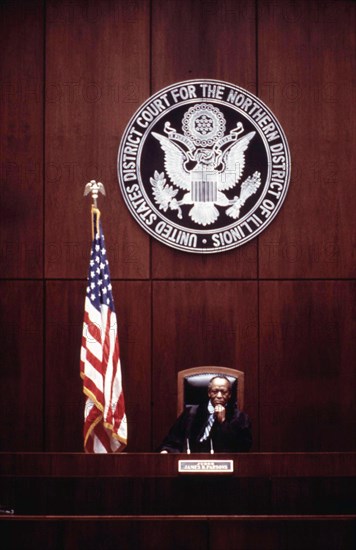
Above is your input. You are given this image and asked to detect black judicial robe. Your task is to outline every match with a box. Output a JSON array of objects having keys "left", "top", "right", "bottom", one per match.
[{"left": 158, "top": 402, "right": 252, "bottom": 453}]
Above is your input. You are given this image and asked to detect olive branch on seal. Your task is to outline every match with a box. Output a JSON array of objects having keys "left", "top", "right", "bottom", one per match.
[{"left": 150, "top": 171, "right": 183, "bottom": 219}]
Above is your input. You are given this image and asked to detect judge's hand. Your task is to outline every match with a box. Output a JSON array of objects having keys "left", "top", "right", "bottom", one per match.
[{"left": 214, "top": 404, "right": 226, "bottom": 423}]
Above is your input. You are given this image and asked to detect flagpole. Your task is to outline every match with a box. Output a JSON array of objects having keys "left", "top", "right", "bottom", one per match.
[{"left": 83, "top": 179, "right": 106, "bottom": 238}]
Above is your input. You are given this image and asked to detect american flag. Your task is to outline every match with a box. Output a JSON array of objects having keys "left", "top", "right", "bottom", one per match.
[{"left": 80, "top": 208, "right": 127, "bottom": 453}]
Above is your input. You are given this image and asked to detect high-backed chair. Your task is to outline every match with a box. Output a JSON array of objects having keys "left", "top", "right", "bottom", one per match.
[{"left": 177, "top": 366, "right": 244, "bottom": 416}]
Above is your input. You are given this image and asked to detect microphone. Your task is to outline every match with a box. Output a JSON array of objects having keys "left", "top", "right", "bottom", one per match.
[
  {"left": 0, "top": 504, "right": 14, "bottom": 515},
  {"left": 210, "top": 438, "right": 214, "bottom": 454},
  {"left": 186, "top": 438, "right": 191, "bottom": 454}
]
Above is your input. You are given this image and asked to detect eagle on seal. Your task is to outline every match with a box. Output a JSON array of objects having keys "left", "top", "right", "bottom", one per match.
[{"left": 151, "top": 130, "right": 261, "bottom": 226}]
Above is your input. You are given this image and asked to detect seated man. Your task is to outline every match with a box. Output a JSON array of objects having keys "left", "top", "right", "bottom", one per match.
[{"left": 158, "top": 375, "right": 252, "bottom": 453}]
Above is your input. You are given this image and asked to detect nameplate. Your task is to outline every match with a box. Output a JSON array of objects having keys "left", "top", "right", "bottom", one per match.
[{"left": 178, "top": 459, "right": 234, "bottom": 474}]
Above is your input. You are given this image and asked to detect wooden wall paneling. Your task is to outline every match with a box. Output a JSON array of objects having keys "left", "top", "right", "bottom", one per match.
[
  {"left": 45, "top": 281, "right": 85, "bottom": 451},
  {"left": 45, "top": 0, "right": 150, "bottom": 279},
  {"left": 149, "top": 477, "right": 271, "bottom": 515},
  {"left": 210, "top": 518, "right": 284, "bottom": 550},
  {"left": 152, "top": 281, "right": 258, "bottom": 449},
  {"left": 151, "top": 0, "right": 258, "bottom": 279},
  {"left": 258, "top": 0, "right": 356, "bottom": 278},
  {"left": 271, "top": 477, "right": 356, "bottom": 515},
  {"left": 259, "top": 281, "right": 356, "bottom": 451},
  {"left": 114, "top": 281, "right": 152, "bottom": 452},
  {"left": 209, "top": 517, "right": 356, "bottom": 550},
  {"left": 0, "top": 0, "right": 43, "bottom": 278},
  {"left": 283, "top": 519, "right": 356, "bottom": 550},
  {"left": 45, "top": 280, "right": 151, "bottom": 451},
  {"left": 1, "top": 517, "right": 355, "bottom": 550},
  {"left": 0, "top": 518, "right": 210, "bottom": 550},
  {"left": 0, "top": 282, "right": 43, "bottom": 450}
]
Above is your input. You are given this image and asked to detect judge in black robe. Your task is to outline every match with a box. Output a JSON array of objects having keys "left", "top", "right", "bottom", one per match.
[{"left": 157, "top": 375, "right": 252, "bottom": 453}]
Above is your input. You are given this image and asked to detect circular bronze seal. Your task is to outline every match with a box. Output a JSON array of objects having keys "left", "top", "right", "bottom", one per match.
[{"left": 118, "top": 79, "right": 291, "bottom": 254}]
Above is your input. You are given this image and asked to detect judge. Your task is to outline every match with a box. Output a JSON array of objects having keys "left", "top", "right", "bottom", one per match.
[{"left": 158, "top": 375, "right": 252, "bottom": 453}]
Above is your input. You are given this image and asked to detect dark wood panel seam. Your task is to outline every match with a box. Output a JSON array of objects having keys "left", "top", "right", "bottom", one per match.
[
  {"left": 1, "top": 277, "right": 355, "bottom": 283},
  {"left": 257, "top": 277, "right": 261, "bottom": 452},
  {"left": 42, "top": 0, "right": 46, "bottom": 283},
  {"left": 256, "top": 0, "right": 261, "bottom": 452},
  {"left": 256, "top": 0, "right": 259, "bottom": 99},
  {"left": 149, "top": 0, "right": 154, "bottom": 451},
  {"left": 42, "top": 0, "right": 47, "bottom": 453},
  {"left": 149, "top": 0, "right": 153, "bottom": 99},
  {"left": 149, "top": 277, "right": 356, "bottom": 282},
  {"left": 1, "top": 514, "right": 355, "bottom": 521},
  {"left": 42, "top": 279, "right": 47, "bottom": 451}
]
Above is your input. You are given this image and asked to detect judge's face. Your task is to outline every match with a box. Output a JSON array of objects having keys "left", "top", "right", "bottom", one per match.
[{"left": 208, "top": 377, "right": 231, "bottom": 407}]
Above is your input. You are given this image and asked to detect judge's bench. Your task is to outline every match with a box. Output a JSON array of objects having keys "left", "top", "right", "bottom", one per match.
[{"left": 0, "top": 451, "right": 355, "bottom": 549}]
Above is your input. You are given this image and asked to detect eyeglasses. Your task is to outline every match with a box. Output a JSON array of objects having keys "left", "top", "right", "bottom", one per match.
[{"left": 210, "top": 389, "right": 230, "bottom": 396}]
